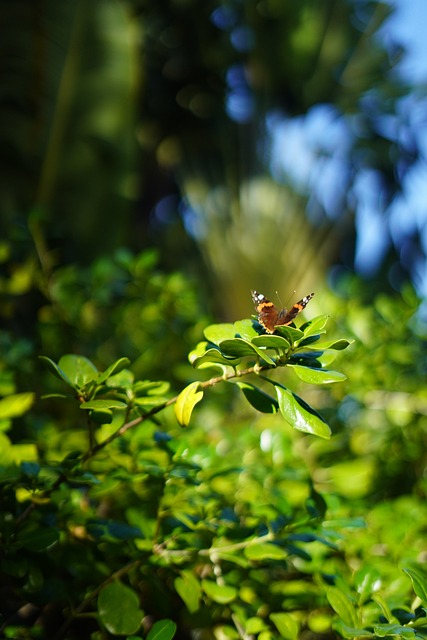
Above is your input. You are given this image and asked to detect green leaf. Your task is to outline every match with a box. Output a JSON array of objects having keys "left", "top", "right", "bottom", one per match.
[
  {"left": 326, "top": 587, "right": 357, "bottom": 628},
  {"left": 233, "top": 382, "right": 279, "bottom": 413},
  {"left": 40, "top": 393, "right": 69, "bottom": 400},
  {"left": 372, "top": 594, "right": 395, "bottom": 624},
  {"left": 403, "top": 564, "right": 427, "bottom": 603},
  {"left": 105, "top": 369, "right": 135, "bottom": 388},
  {"left": 201, "top": 579, "right": 237, "bottom": 604},
  {"left": 0, "top": 392, "right": 34, "bottom": 419},
  {"left": 273, "top": 325, "right": 304, "bottom": 342},
  {"left": 174, "top": 570, "right": 202, "bottom": 613},
  {"left": 1, "top": 555, "right": 28, "bottom": 578},
  {"left": 174, "top": 382, "right": 204, "bottom": 427},
  {"left": 134, "top": 380, "right": 170, "bottom": 396},
  {"left": 373, "top": 624, "right": 416, "bottom": 638},
  {"left": 300, "top": 314, "right": 329, "bottom": 336},
  {"left": 220, "top": 338, "right": 261, "bottom": 357},
  {"left": 322, "top": 517, "right": 366, "bottom": 529},
  {"left": 305, "top": 339, "right": 354, "bottom": 351},
  {"left": 288, "top": 364, "right": 346, "bottom": 384},
  {"left": 244, "top": 542, "right": 287, "bottom": 560},
  {"left": 204, "top": 323, "right": 236, "bottom": 344},
  {"left": 39, "top": 355, "right": 73, "bottom": 386},
  {"left": 26, "top": 562, "right": 44, "bottom": 591},
  {"left": 245, "top": 617, "right": 269, "bottom": 635},
  {"left": 21, "top": 462, "right": 40, "bottom": 477},
  {"left": 234, "top": 319, "right": 259, "bottom": 340},
  {"left": 0, "top": 463, "right": 20, "bottom": 483},
  {"left": 133, "top": 397, "right": 168, "bottom": 408},
  {"left": 97, "top": 357, "right": 131, "bottom": 384},
  {"left": 211, "top": 551, "right": 249, "bottom": 568},
  {"left": 80, "top": 399, "right": 127, "bottom": 410},
  {"left": 270, "top": 612, "right": 299, "bottom": 640},
  {"left": 334, "top": 622, "right": 373, "bottom": 638},
  {"left": 275, "top": 385, "right": 331, "bottom": 439},
  {"left": 191, "top": 348, "right": 240, "bottom": 370},
  {"left": 89, "top": 409, "right": 113, "bottom": 424},
  {"left": 98, "top": 581, "right": 143, "bottom": 636},
  {"left": 106, "top": 521, "right": 143, "bottom": 540},
  {"left": 15, "top": 524, "right": 59, "bottom": 552},
  {"left": 328, "top": 459, "right": 375, "bottom": 498},
  {"left": 306, "top": 484, "right": 327, "bottom": 518},
  {"left": 9, "top": 442, "right": 38, "bottom": 464},
  {"left": 188, "top": 341, "right": 210, "bottom": 361},
  {"left": 58, "top": 355, "right": 99, "bottom": 388},
  {"left": 146, "top": 620, "right": 177, "bottom": 640},
  {"left": 220, "top": 339, "right": 276, "bottom": 364},
  {"left": 317, "top": 350, "right": 339, "bottom": 367},
  {"left": 354, "top": 566, "right": 381, "bottom": 602},
  {"left": 0, "top": 370, "right": 14, "bottom": 396},
  {"left": 297, "top": 334, "right": 322, "bottom": 348},
  {"left": 252, "top": 335, "right": 290, "bottom": 350}
]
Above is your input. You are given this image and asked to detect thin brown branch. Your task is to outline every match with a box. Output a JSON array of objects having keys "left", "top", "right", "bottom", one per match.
[
  {"left": 53, "top": 559, "right": 142, "bottom": 640},
  {"left": 15, "top": 362, "right": 275, "bottom": 530},
  {"left": 82, "top": 362, "right": 271, "bottom": 462}
]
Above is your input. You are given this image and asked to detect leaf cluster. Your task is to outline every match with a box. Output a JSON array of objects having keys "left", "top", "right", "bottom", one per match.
[{"left": 176, "top": 314, "right": 351, "bottom": 439}]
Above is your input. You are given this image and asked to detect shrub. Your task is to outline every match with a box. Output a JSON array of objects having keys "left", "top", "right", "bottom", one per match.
[{"left": 1, "top": 253, "right": 426, "bottom": 640}]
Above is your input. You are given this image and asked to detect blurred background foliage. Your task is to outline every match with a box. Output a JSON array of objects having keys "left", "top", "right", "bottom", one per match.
[{"left": 2, "top": 0, "right": 426, "bottom": 305}]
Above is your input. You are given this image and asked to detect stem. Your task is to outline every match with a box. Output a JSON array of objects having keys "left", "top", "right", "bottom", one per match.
[
  {"left": 15, "top": 362, "right": 274, "bottom": 529},
  {"left": 14, "top": 473, "right": 67, "bottom": 529},
  {"left": 155, "top": 531, "right": 274, "bottom": 560},
  {"left": 82, "top": 363, "right": 272, "bottom": 462},
  {"left": 53, "top": 559, "right": 141, "bottom": 640}
]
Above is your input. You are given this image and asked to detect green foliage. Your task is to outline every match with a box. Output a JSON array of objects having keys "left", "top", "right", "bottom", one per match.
[
  {"left": 310, "top": 285, "right": 427, "bottom": 501},
  {"left": 98, "top": 581, "right": 144, "bottom": 636},
  {"left": 176, "top": 314, "right": 351, "bottom": 436},
  {"left": 1, "top": 1, "right": 426, "bottom": 638},
  {"left": 1, "top": 276, "right": 427, "bottom": 640},
  {"left": 0, "top": 245, "right": 207, "bottom": 389}
]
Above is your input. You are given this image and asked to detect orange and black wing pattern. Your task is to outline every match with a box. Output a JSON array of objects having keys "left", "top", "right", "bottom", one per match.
[{"left": 251, "top": 290, "right": 314, "bottom": 333}]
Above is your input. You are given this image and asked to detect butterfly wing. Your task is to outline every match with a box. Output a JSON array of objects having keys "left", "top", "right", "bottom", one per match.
[
  {"left": 251, "top": 290, "right": 279, "bottom": 333},
  {"left": 276, "top": 293, "right": 314, "bottom": 326}
]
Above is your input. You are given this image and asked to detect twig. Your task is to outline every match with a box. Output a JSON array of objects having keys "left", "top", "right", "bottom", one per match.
[{"left": 53, "top": 559, "right": 141, "bottom": 640}]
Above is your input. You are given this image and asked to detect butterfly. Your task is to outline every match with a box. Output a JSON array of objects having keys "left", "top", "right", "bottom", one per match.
[{"left": 251, "top": 290, "right": 314, "bottom": 333}]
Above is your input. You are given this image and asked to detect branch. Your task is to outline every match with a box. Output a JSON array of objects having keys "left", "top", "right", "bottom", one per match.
[
  {"left": 15, "top": 363, "right": 273, "bottom": 529},
  {"left": 82, "top": 362, "right": 271, "bottom": 462},
  {"left": 53, "top": 559, "right": 141, "bottom": 640}
]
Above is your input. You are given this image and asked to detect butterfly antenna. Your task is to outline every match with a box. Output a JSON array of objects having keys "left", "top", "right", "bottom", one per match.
[{"left": 283, "top": 289, "right": 296, "bottom": 307}]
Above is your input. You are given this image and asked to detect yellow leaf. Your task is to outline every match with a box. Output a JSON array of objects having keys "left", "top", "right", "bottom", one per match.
[{"left": 174, "top": 382, "right": 203, "bottom": 427}]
